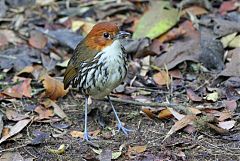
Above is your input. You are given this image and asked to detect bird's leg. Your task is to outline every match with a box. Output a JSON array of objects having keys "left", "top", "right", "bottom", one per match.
[
  {"left": 107, "top": 96, "right": 132, "bottom": 136},
  {"left": 83, "top": 95, "right": 91, "bottom": 142}
]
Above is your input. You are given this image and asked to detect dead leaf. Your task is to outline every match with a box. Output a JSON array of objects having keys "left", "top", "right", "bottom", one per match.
[
  {"left": 29, "top": 31, "right": 48, "bottom": 49},
  {"left": 70, "top": 130, "right": 84, "bottom": 138},
  {"left": 0, "top": 119, "right": 32, "bottom": 144},
  {"left": 127, "top": 145, "right": 147, "bottom": 158},
  {"left": 42, "top": 99, "right": 68, "bottom": 119},
  {"left": 41, "top": 74, "right": 68, "bottom": 100},
  {"left": 158, "top": 27, "right": 186, "bottom": 43},
  {"left": 2, "top": 78, "right": 32, "bottom": 98},
  {"left": 186, "top": 88, "right": 202, "bottom": 102},
  {"left": 154, "top": 36, "right": 200, "bottom": 70},
  {"left": 163, "top": 115, "right": 196, "bottom": 141},
  {"left": 0, "top": 152, "right": 24, "bottom": 161},
  {"left": 0, "top": 30, "right": 23, "bottom": 45},
  {"left": 187, "top": 107, "right": 201, "bottom": 115},
  {"left": 168, "top": 69, "right": 183, "bottom": 79},
  {"left": 16, "top": 66, "right": 34, "bottom": 76},
  {"left": 71, "top": 20, "right": 95, "bottom": 34},
  {"left": 168, "top": 108, "right": 185, "bottom": 120},
  {"left": 16, "top": 65, "right": 46, "bottom": 80},
  {"left": 153, "top": 70, "right": 170, "bottom": 86},
  {"left": 0, "top": 46, "right": 41, "bottom": 71},
  {"left": 158, "top": 109, "right": 173, "bottom": 119},
  {"left": 180, "top": 6, "right": 208, "bottom": 17},
  {"left": 218, "top": 110, "right": 232, "bottom": 121},
  {"left": 141, "top": 107, "right": 157, "bottom": 119},
  {"left": 34, "top": 105, "right": 54, "bottom": 120},
  {"left": 223, "top": 100, "right": 237, "bottom": 112},
  {"left": 219, "top": 0, "right": 238, "bottom": 14},
  {"left": 6, "top": 109, "right": 29, "bottom": 121},
  {"left": 36, "top": 27, "right": 84, "bottom": 49},
  {"left": 70, "top": 130, "right": 100, "bottom": 138},
  {"left": 218, "top": 120, "right": 236, "bottom": 130}
]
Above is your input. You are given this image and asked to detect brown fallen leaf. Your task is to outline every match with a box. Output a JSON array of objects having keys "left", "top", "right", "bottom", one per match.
[
  {"left": 42, "top": 99, "right": 68, "bottom": 119},
  {"left": 168, "top": 69, "right": 183, "bottom": 79},
  {"left": 187, "top": 107, "right": 201, "bottom": 115},
  {"left": 154, "top": 21, "right": 200, "bottom": 70},
  {"left": 153, "top": 70, "right": 170, "bottom": 86},
  {"left": 0, "top": 30, "right": 23, "bottom": 45},
  {"left": 6, "top": 109, "right": 29, "bottom": 121},
  {"left": 158, "top": 109, "right": 173, "bottom": 119},
  {"left": 127, "top": 145, "right": 147, "bottom": 158},
  {"left": 218, "top": 110, "right": 232, "bottom": 121},
  {"left": 41, "top": 74, "right": 68, "bottom": 100},
  {"left": 141, "top": 107, "right": 157, "bottom": 119},
  {"left": 16, "top": 65, "right": 46, "bottom": 81},
  {"left": 70, "top": 130, "right": 84, "bottom": 138},
  {"left": 186, "top": 88, "right": 202, "bottom": 102},
  {"left": 70, "top": 130, "right": 100, "bottom": 138},
  {"left": 180, "top": 6, "right": 208, "bottom": 17},
  {"left": 158, "top": 27, "right": 186, "bottom": 43},
  {"left": 2, "top": 78, "right": 32, "bottom": 98},
  {"left": 163, "top": 115, "right": 196, "bottom": 141},
  {"left": 34, "top": 105, "right": 54, "bottom": 120},
  {"left": 29, "top": 31, "right": 48, "bottom": 49},
  {"left": 219, "top": 0, "right": 238, "bottom": 14},
  {"left": 0, "top": 119, "right": 32, "bottom": 144}
]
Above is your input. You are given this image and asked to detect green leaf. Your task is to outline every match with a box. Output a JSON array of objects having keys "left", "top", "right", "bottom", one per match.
[
  {"left": 206, "top": 92, "right": 219, "bottom": 102},
  {"left": 133, "top": 1, "right": 179, "bottom": 39},
  {"left": 112, "top": 151, "right": 122, "bottom": 160}
]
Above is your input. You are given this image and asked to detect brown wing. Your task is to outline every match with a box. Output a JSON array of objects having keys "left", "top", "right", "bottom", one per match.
[{"left": 63, "top": 41, "right": 98, "bottom": 89}]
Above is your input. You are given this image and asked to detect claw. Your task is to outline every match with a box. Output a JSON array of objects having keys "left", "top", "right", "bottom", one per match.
[
  {"left": 83, "top": 131, "right": 91, "bottom": 142},
  {"left": 117, "top": 123, "right": 132, "bottom": 136}
]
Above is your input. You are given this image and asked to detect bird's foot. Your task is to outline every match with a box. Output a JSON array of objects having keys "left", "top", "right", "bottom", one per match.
[
  {"left": 117, "top": 123, "right": 132, "bottom": 136},
  {"left": 82, "top": 131, "right": 92, "bottom": 142}
]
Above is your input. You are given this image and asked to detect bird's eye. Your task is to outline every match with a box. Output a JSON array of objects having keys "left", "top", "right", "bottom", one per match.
[{"left": 103, "top": 32, "right": 110, "bottom": 39}]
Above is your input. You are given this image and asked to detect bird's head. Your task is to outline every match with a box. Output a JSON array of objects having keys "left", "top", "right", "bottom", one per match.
[{"left": 84, "top": 22, "right": 130, "bottom": 51}]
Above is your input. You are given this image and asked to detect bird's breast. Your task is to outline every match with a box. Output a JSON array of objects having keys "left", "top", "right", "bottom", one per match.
[{"left": 76, "top": 40, "right": 127, "bottom": 99}]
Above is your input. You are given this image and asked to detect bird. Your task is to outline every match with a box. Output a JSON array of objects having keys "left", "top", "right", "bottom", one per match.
[{"left": 63, "top": 22, "right": 131, "bottom": 142}]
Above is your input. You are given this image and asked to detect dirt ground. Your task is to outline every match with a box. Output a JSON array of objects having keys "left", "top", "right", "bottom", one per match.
[{"left": 1, "top": 93, "right": 239, "bottom": 161}]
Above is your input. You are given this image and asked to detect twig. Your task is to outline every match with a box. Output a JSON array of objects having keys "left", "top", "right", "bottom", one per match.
[
  {"left": 0, "top": 55, "right": 17, "bottom": 59},
  {"left": 108, "top": 97, "right": 189, "bottom": 113},
  {"left": 0, "top": 144, "right": 28, "bottom": 153}
]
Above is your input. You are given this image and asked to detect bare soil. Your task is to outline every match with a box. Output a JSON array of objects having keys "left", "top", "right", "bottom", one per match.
[{"left": 1, "top": 94, "right": 239, "bottom": 161}]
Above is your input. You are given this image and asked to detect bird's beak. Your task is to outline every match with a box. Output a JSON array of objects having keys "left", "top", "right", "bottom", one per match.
[{"left": 116, "top": 31, "right": 130, "bottom": 39}]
